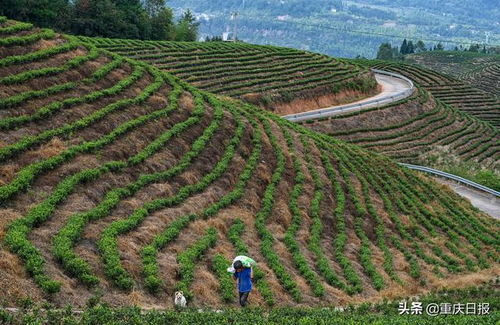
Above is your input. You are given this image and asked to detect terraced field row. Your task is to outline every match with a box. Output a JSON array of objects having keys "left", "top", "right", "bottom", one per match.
[
  {"left": 368, "top": 61, "right": 500, "bottom": 128},
  {"left": 79, "top": 36, "right": 377, "bottom": 110},
  {"left": 459, "top": 62, "right": 500, "bottom": 96},
  {"left": 407, "top": 52, "right": 500, "bottom": 96},
  {"left": 0, "top": 20, "right": 498, "bottom": 308},
  {"left": 303, "top": 85, "right": 499, "bottom": 168}
]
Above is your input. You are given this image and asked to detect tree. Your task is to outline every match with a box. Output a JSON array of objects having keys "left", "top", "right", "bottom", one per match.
[
  {"left": 174, "top": 9, "right": 200, "bottom": 41},
  {"left": 407, "top": 40, "right": 415, "bottom": 54},
  {"left": 415, "top": 40, "right": 426, "bottom": 52},
  {"left": 377, "top": 43, "right": 393, "bottom": 60},
  {"left": 468, "top": 43, "right": 480, "bottom": 52},
  {"left": 0, "top": 0, "right": 71, "bottom": 29},
  {"left": 143, "top": 0, "right": 165, "bottom": 17},
  {"left": 72, "top": 0, "right": 125, "bottom": 38},
  {"left": 400, "top": 38, "right": 408, "bottom": 55},
  {"left": 71, "top": 0, "right": 152, "bottom": 39},
  {"left": 150, "top": 7, "right": 174, "bottom": 40},
  {"left": 436, "top": 42, "right": 444, "bottom": 50}
]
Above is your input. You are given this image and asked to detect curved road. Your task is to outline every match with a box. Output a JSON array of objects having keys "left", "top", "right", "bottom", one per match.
[
  {"left": 433, "top": 178, "right": 499, "bottom": 219},
  {"left": 283, "top": 70, "right": 414, "bottom": 122},
  {"left": 283, "top": 70, "right": 499, "bottom": 219}
]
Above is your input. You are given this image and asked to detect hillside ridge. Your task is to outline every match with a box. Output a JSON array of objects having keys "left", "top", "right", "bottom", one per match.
[{"left": 0, "top": 18, "right": 498, "bottom": 309}]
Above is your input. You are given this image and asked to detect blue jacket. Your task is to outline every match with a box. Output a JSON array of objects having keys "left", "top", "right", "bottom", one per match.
[{"left": 233, "top": 267, "right": 252, "bottom": 292}]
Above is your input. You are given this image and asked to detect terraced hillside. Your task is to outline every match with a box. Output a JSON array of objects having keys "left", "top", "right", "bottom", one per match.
[
  {"left": 368, "top": 61, "right": 500, "bottom": 128},
  {"left": 79, "top": 37, "right": 499, "bottom": 167},
  {"left": 303, "top": 84, "right": 499, "bottom": 169},
  {"left": 407, "top": 51, "right": 500, "bottom": 96},
  {"left": 0, "top": 19, "right": 499, "bottom": 310},
  {"left": 79, "top": 36, "right": 379, "bottom": 114}
]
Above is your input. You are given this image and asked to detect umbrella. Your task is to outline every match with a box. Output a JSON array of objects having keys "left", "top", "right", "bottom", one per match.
[{"left": 227, "top": 255, "right": 256, "bottom": 273}]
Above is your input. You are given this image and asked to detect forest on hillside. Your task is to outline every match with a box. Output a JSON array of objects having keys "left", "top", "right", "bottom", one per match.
[
  {"left": 0, "top": 0, "right": 199, "bottom": 41},
  {"left": 169, "top": 0, "right": 500, "bottom": 58}
]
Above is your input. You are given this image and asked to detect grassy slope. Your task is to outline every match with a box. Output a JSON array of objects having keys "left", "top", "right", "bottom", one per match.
[
  {"left": 79, "top": 36, "right": 379, "bottom": 113},
  {"left": 86, "top": 37, "right": 499, "bottom": 172},
  {"left": 367, "top": 60, "right": 500, "bottom": 128},
  {"left": 0, "top": 19, "right": 498, "bottom": 310},
  {"left": 406, "top": 51, "right": 500, "bottom": 96}
]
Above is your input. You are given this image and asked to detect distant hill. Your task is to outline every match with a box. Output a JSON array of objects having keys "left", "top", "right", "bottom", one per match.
[
  {"left": 168, "top": 0, "right": 500, "bottom": 58},
  {"left": 81, "top": 36, "right": 378, "bottom": 114},
  {"left": 406, "top": 51, "right": 500, "bottom": 96},
  {"left": 83, "top": 37, "right": 499, "bottom": 173},
  {"left": 1, "top": 18, "right": 499, "bottom": 309}
]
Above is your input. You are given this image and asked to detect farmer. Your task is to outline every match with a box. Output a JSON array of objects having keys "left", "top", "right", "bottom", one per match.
[{"left": 232, "top": 259, "right": 253, "bottom": 307}]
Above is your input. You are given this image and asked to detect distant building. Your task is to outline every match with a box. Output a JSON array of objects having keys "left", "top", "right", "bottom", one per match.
[{"left": 222, "top": 32, "right": 234, "bottom": 42}]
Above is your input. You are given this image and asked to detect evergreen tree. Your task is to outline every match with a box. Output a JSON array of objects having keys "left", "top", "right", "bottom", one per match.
[
  {"left": 376, "top": 43, "right": 393, "bottom": 60},
  {"left": 407, "top": 40, "right": 415, "bottom": 54},
  {"left": 400, "top": 38, "right": 408, "bottom": 54},
  {"left": 150, "top": 7, "right": 174, "bottom": 40},
  {"left": 174, "top": 9, "right": 200, "bottom": 41},
  {"left": 436, "top": 42, "right": 444, "bottom": 50},
  {"left": 415, "top": 40, "right": 426, "bottom": 52}
]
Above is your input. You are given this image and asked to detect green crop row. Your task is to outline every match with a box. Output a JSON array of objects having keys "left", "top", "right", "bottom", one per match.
[
  {"left": 2, "top": 304, "right": 499, "bottom": 324},
  {"left": 266, "top": 112, "right": 434, "bottom": 282},
  {"left": 0, "top": 63, "right": 164, "bottom": 203},
  {"left": 320, "top": 152, "right": 362, "bottom": 294},
  {"left": 0, "top": 52, "right": 131, "bottom": 130},
  {"left": 354, "top": 159, "right": 450, "bottom": 275},
  {"left": 211, "top": 254, "right": 235, "bottom": 302},
  {"left": 249, "top": 104, "right": 367, "bottom": 293},
  {"left": 6, "top": 78, "right": 183, "bottom": 293},
  {"left": 242, "top": 101, "right": 497, "bottom": 281},
  {"left": 159, "top": 53, "right": 309, "bottom": 71},
  {"left": 227, "top": 218, "right": 274, "bottom": 306},
  {"left": 402, "top": 170, "right": 497, "bottom": 253},
  {"left": 141, "top": 97, "right": 264, "bottom": 295},
  {"left": 183, "top": 56, "right": 337, "bottom": 81},
  {"left": 347, "top": 152, "right": 425, "bottom": 279},
  {"left": 99, "top": 98, "right": 245, "bottom": 291},
  {"left": 0, "top": 54, "right": 123, "bottom": 109},
  {"left": 358, "top": 102, "right": 450, "bottom": 147},
  {"left": 198, "top": 60, "right": 340, "bottom": 90},
  {"left": 282, "top": 127, "right": 325, "bottom": 297},
  {"left": 350, "top": 158, "right": 422, "bottom": 279},
  {"left": 336, "top": 157, "right": 385, "bottom": 290},
  {"left": 0, "top": 28, "right": 55, "bottom": 46},
  {"left": 52, "top": 85, "right": 206, "bottom": 287},
  {"left": 301, "top": 135, "right": 346, "bottom": 291},
  {"left": 171, "top": 54, "right": 310, "bottom": 77},
  {"left": 0, "top": 42, "right": 99, "bottom": 85},
  {"left": 176, "top": 227, "right": 218, "bottom": 299},
  {"left": 228, "top": 72, "right": 357, "bottom": 99},
  {"left": 0, "top": 21, "right": 33, "bottom": 35},
  {"left": 254, "top": 116, "right": 302, "bottom": 302},
  {"left": 382, "top": 170, "right": 471, "bottom": 273},
  {"left": 460, "top": 129, "right": 499, "bottom": 158},
  {"left": 328, "top": 92, "right": 435, "bottom": 137},
  {"left": 219, "top": 67, "right": 352, "bottom": 95},
  {"left": 344, "top": 156, "right": 399, "bottom": 282}
]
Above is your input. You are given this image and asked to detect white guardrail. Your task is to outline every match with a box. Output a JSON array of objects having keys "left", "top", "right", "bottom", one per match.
[
  {"left": 400, "top": 163, "right": 500, "bottom": 198},
  {"left": 283, "top": 69, "right": 415, "bottom": 122}
]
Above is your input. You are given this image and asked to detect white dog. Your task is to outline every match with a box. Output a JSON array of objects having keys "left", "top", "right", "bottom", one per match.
[{"left": 174, "top": 291, "right": 187, "bottom": 308}]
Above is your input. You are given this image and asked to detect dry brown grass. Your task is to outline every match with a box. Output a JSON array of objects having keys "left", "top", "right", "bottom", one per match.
[{"left": 273, "top": 88, "right": 380, "bottom": 116}]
